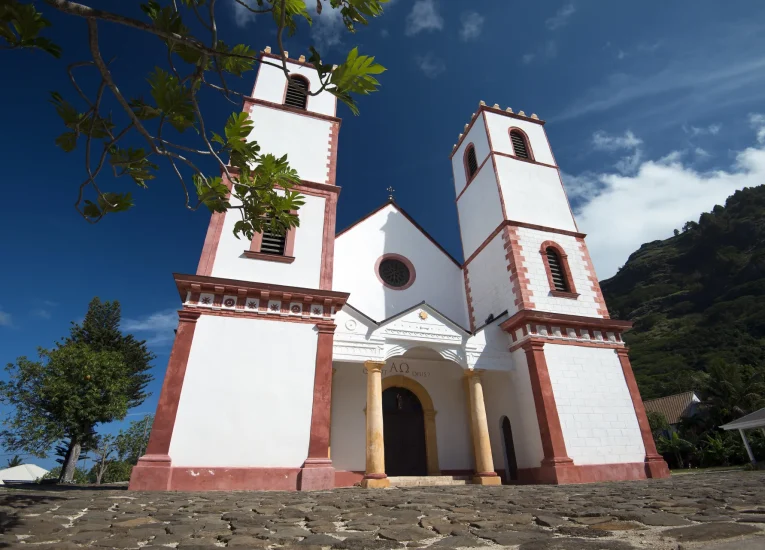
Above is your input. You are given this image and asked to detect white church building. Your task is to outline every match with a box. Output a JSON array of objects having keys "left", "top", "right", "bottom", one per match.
[{"left": 129, "top": 50, "right": 669, "bottom": 491}]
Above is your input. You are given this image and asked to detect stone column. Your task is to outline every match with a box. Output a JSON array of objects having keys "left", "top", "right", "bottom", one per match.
[
  {"left": 466, "top": 370, "right": 501, "bottom": 485},
  {"left": 362, "top": 360, "right": 389, "bottom": 488},
  {"left": 299, "top": 323, "right": 336, "bottom": 491},
  {"left": 129, "top": 309, "right": 200, "bottom": 491},
  {"left": 739, "top": 429, "right": 756, "bottom": 465},
  {"left": 616, "top": 348, "right": 670, "bottom": 479}
]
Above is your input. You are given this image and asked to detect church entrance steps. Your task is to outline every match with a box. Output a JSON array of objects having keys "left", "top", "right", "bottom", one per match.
[{"left": 387, "top": 475, "right": 471, "bottom": 487}]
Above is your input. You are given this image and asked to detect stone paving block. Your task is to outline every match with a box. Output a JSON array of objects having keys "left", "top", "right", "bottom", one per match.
[
  {"left": 518, "top": 539, "right": 637, "bottom": 549},
  {"left": 662, "top": 522, "right": 761, "bottom": 542},
  {"left": 378, "top": 525, "right": 435, "bottom": 542}
]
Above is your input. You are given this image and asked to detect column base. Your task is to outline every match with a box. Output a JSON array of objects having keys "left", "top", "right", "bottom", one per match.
[
  {"left": 129, "top": 454, "right": 173, "bottom": 491},
  {"left": 645, "top": 455, "right": 670, "bottom": 479},
  {"left": 361, "top": 474, "right": 390, "bottom": 488},
  {"left": 472, "top": 472, "right": 502, "bottom": 486},
  {"left": 298, "top": 458, "right": 335, "bottom": 491}
]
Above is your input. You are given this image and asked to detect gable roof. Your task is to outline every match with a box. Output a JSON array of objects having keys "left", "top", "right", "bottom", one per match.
[
  {"left": 643, "top": 391, "right": 699, "bottom": 425},
  {"left": 720, "top": 407, "right": 765, "bottom": 431},
  {"left": 336, "top": 200, "right": 462, "bottom": 268}
]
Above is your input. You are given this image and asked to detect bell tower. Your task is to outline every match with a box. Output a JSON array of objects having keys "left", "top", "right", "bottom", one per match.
[{"left": 453, "top": 102, "right": 670, "bottom": 484}]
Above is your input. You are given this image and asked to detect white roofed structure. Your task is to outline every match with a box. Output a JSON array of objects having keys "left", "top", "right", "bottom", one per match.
[{"left": 0, "top": 464, "right": 48, "bottom": 484}]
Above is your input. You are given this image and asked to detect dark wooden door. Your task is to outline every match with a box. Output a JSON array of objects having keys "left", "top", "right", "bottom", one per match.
[
  {"left": 383, "top": 387, "right": 427, "bottom": 476},
  {"left": 501, "top": 416, "right": 519, "bottom": 482}
]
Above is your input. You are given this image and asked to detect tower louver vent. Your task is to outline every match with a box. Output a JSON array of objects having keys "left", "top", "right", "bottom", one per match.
[
  {"left": 510, "top": 130, "right": 530, "bottom": 159},
  {"left": 260, "top": 227, "right": 287, "bottom": 255},
  {"left": 546, "top": 248, "right": 568, "bottom": 292},
  {"left": 466, "top": 146, "right": 478, "bottom": 179},
  {"left": 285, "top": 76, "right": 308, "bottom": 109}
]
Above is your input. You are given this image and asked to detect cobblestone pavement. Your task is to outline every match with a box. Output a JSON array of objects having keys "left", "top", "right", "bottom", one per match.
[{"left": 2, "top": 471, "right": 765, "bottom": 549}]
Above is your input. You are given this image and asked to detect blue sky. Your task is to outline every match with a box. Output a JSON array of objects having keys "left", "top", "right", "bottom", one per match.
[{"left": 2, "top": 0, "right": 765, "bottom": 469}]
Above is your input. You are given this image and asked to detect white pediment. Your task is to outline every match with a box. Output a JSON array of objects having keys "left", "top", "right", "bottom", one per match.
[{"left": 376, "top": 304, "right": 467, "bottom": 346}]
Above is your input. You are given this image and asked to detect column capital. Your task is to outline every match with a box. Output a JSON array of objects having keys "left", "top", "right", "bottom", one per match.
[
  {"left": 178, "top": 309, "right": 201, "bottom": 323},
  {"left": 464, "top": 369, "right": 485, "bottom": 379},
  {"left": 364, "top": 360, "right": 386, "bottom": 372},
  {"left": 521, "top": 339, "right": 545, "bottom": 353},
  {"left": 316, "top": 322, "right": 337, "bottom": 335},
  {"left": 615, "top": 347, "right": 630, "bottom": 357}
]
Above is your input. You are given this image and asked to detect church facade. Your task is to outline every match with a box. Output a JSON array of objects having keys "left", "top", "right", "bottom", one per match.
[{"left": 129, "top": 50, "right": 669, "bottom": 491}]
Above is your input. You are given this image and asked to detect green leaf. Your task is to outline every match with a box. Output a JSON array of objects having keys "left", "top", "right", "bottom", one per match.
[
  {"left": 220, "top": 43, "right": 256, "bottom": 76},
  {"left": 272, "top": 0, "right": 310, "bottom": 37},
  {"left": 128, "top": 98, "right": 161, "bottom": 121},
  {"left": 49, "top": 92, "right": 80, "bottom": 126},
  {"left": 147, "top": 68, "right": 195, "bottom": 132},
  {"left": 108, "top": 148, "right": 158, "bottom": 188},
  {"left": 0, "top": 1, "right": 61, "bottom": 57},
  {"left": 141, "top": 1, "right": 188, "bottom": 35},
  {"left": 327, "top": 47, "right": 386, "bottom": 115},
  {"left": 55, "top": 131, "right": 77, "bottom": 153}
]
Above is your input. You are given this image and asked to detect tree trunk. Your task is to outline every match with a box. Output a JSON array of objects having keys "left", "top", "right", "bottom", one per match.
[
  {"left": 674, "top": 451, "right": 683, "bottom": 469},
  {"left": 61, "top": 439, "right": 81, "bottom": 483}
]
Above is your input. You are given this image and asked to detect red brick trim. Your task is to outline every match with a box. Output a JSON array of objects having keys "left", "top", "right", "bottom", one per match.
[
  {"left": 170, "top": 467, "right": 301, "bottom": 491},
  {"left": 577, "top": 237, "right": 610, "bottom": 318},
  {"left": 509, "top": 336, "right": 624, "bottom": 353},
  {"left": 508, "top": 127, "right": 535, "bottom": 162},
  {"left": 195, "top": 173, "right": 233, "bottom": 277},
  {"left": 293, "top": 179, "right": 341, "bottom": 195},
  {"left": 502, "top": 226, "right": 535, "bottom": 310},
  {"left": 244, "top": 97, "right": 342, "bottom": 125},
  {"left": 463, "top": 265, "right": 476, "bottom": 332},
  {"left": 616, "top": 348, "right": 670, "bottom": 479},
  {"left": 334, "top": 470, "right": 364, "bottom": 487},
  {"left": 129, "top": 310, "right": 200, "bottom": 491},
  {"left": 299, "top": 322, "right": 337, "bottom": 490},
  {"left": 242, "top": 250, "right": 295, "bottom": 263},
  {"left": 455, "top": 152, "right": 492, "bottom": 202},
  {"left": 493, "top": 151, "right": 558, "bottom": 170},
  {"left": 517, "top": 462, "right": 650, "bottom": 485},
  {"left": 521, "top": 341, "right": 573, "bottom": 469},
  {"left": 319, "top": 191, "right": 338, "bottom": 290},
  {"left": 326, "top": 121, "right": 340, "bottom": 185},
  {"left": 374, "top": 254, "right": 416, "bottom": 290},
  {"left": 539, "top": 240, "right": 578, "bottom": 295},
  {"left": 450, "top": 106, "right": 545, "bottom": 159},
  {"left": 501, "top": 309, "right": 631, "bottom": 334}
]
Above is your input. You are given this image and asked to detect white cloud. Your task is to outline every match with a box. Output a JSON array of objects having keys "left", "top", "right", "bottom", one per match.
[
  {"left": 306, "top": 4, "right": 345, "bottom": 50},
  {"left": 522, "top": 53, "right": 535, "bottom": 65},
  {"left": 459, "top": 12, "right": 484, "bottom": 41},
  {"left": 414, "top": 52, "right": 445, "bottom": 78},
  {"left": 381, "top": 28, "right": 390, "bottom": 38},
  {"left": 556, "top": 55, "right": 765, "bottom": 122},
  {"left": 592, "top": 130, "right": 642, "bottom": 151},
  {"left": 749, "top": 113, "right": 765, "bottom": 143},
  {"left": 0, "top": 307, "right": 11, "bottom": 327},
  {"left": 123, "top": 309, "right": 179, "bottom": 346},
  {"left": 567, "top": 115, "right": 765, "bottom": 279},
  {"left": 31, "top": 309, "right": 52, "bottom": 320},
  {"left": 683, "top": 123, "right": 722, "bottom": 137},
  {"left": 405, "top": 0, "right": 444, "bottom": 36},
  {"left": 694, "top": 147, "right": 711, "bottom": 159},
  {"left": 545, "top": 3, "right": 576, "bottom": 30},
  {"left": 521, "top": 41, "right": 557, "bottom": 65},
  {"left": 231, "top": 0, "right": 257, "bottom": 27}
]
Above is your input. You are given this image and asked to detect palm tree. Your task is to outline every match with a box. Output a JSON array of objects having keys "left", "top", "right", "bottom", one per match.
[
  {"left": 6, "top": 455, "right": 23, "bottom": 468},
  {"left": 699, "top": 361, "right": 765, "bottom": 426}
]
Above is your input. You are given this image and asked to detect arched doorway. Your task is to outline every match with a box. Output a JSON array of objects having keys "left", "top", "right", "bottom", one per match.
[
  {"left": 500, "top": 416, "right": 518, "bottom": 482},
  {"left": 383, "top": 387, "right": 427, "bottom": 476}
]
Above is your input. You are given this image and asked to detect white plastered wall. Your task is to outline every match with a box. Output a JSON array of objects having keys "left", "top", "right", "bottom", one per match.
[
  {"left": 451, "top": 114, "right": 490, "bottom": 196},
  {"left": 330, "top": 357, "right": 473, "bottom": 472},
  {"left": 484, "top": 112, "right": 556, "bottom": 166},
  {"left": 333, "top": 205, "right": 468, "bottom": 327},
  {"left": 456, "top": 159, "right": 504, "bottom": 259},
  {"left": 248, "top": 105, "right": 332, "bottom": 184},
  {"left": 466, "top": 233, "right": 517, "bottom": 325},
  {"left": 169, "top": 316, "right": 318, "bottom": 467},
  {"left": 211, "top": 193, "right": 325, "bottom": 287},
  {"left": 517, "top": 227, "right": 605, "bottom": 318},
  {"left": 251, "top": 59, "right": 336, "bottom": 116},
  {"left": 496, "top": 156, "right": 577, "bottom": 233},
  {"left": 544, "top": 344, "right": 646, "bottom": 465}
]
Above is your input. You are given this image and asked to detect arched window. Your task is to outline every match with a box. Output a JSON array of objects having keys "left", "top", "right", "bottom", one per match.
[
  {"left": 464, "top": 144, "right": 478, "bottom": 181},
  {"left": 540, "top": 241, "right": 577, "bottom": 297},
  {"left": 509, "top": 129, "right": 532, "bottom": 160},
  {"left": 284, "top": 75, "right": 309, "bottom": 109},
  {"left": 545, "top": 248, "right": 568, "bottom": 292}
]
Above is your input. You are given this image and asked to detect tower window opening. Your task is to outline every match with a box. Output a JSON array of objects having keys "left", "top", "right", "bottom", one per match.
[
  {"left": 510, "top": 129, "right": 531, "bottom": 160},
  {"left": 545, "top": 248, "right": 569, "bottom": 292},
  {"left": 465, "top": 144, "right": 478, "bottom": 180},
  {"left": 284, "top": 75, "right": 309, "bottom": 110},
  {"left": 260, "top": 227, "right": 287, "bottom": 255}
]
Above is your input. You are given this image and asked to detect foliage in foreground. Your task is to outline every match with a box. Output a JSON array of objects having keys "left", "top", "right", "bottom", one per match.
[{"left": 1, "top": 0, "right": 388, "bottom": 240}]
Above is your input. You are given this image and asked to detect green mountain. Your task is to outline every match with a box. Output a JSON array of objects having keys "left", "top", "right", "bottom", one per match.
[{"left": 600, "top": 185, "right": 765, "bottom": 400}]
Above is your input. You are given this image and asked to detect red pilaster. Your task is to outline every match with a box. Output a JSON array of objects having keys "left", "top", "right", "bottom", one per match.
[
  {"left": 615, "top": 348, "right": 670, "bottom": 479},
  {"left": 522, "top": 341, "right": 575, "bottom": 483},
  {"left": 129, "top": 309, "right": 200, "bottom": 491},
  {"left": 298, "top": 322, "right": 336, "bottom": 490}
]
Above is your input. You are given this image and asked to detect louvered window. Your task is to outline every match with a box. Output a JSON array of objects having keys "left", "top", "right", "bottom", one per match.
[
  {"left": 510, "top": 130, "right": 530, "bottom": 159},
  {"left": 546, "top": 248, "right": 569, "bottom": 292},
  {"left": 465, "top": 145, "right": 478, "bottom": 179},
  {"left": 260, "top": 226, "right": 287, "bottom": 256},
  {"left": 284, "top": 76, "right": 308, "bottom": 109}
]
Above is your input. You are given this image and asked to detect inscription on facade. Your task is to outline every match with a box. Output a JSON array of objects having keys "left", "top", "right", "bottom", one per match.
[{"left": 362, "top": 361, "right": 431, "bottom": 378}]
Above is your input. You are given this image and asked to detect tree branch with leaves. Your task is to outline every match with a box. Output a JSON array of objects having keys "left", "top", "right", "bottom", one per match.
[{"left": 1, "top": 0, "right": 387, "bottom": 239}]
